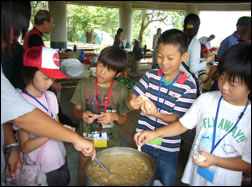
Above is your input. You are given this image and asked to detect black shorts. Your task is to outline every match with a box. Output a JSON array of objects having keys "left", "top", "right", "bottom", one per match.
[{"left": 46, "top": 158, "right": 70, "bottom": 186}]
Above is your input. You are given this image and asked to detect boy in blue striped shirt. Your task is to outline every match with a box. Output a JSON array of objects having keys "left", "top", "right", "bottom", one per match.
[{"left": 125, "top": 29, "right": 197, "bottom": 185}]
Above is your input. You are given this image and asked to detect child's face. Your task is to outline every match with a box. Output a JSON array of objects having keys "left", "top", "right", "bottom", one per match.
[
  {"left": 32, "top": 70, "right": 55, "bottom": 93},
  {"left": 218, "top": 72, "right": 250, "bottom": 105},
  {"left": 157, "top": 43, "right": 188, "bottom": 79},
  {"left": 96, "top": 62, "right": 117, "bottom": 86}
]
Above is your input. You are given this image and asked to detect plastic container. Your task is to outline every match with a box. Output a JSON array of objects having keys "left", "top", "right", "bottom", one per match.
[
  {"left": 93, "top": 54, "right": 98, "bottom": 64},
  {"left": 61, "top": 58, "right": 87, "bottom": 78},
  {"left": 80, "top": 49, "right": 85, "bottom": 63}
]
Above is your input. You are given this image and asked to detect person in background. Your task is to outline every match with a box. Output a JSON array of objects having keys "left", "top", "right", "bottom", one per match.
[
  {"left": 238, "top": 22, "right": 251, "bottom": 44},
  {"left": 113, "top": 28, "right": 123, "bottom": 47},
  {"left": 125, "top": 29, "right": 197, "bottom": 186},
  {"left": 216, "top": 16, "right": 251, "bottom": 61},
  {"left": 199, "top": 34, "right": 215, "bottom": 50},
  {"left": 1, "top": 2, "right": 96, "bottom": 185},
  {"left": 23, "top": 10, "right": 54, "bottom": 51},
  {"left": 180, "top": 13, "right": 211, "bottom": 89},
  {"left": 12, "top": 46, "right": 73, "bottom": 185},
  {"left": 152, "top": 28, "right": 162, "bottom": 69},
  {"left": 132, "top": 39, "right": 143, "bottom": 72},
  {"left": 135, "top": 43, "right": 251, "bottom": 186},
  {"left": 71, "top": 46, "right": 130, "bottom": 185},
  {"left": 210, "top": 16, "right": 251, "bottom": 92},
  {"left": 198, "top": 44, "right": 215, "bottom": 92}
]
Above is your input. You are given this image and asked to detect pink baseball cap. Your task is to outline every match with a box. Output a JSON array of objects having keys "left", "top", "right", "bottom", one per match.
[{"left": 23, "top": 46, "right": 68, "bottom": 79}]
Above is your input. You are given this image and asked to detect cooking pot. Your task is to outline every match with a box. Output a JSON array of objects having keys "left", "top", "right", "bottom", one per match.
[{"left": 84, "top": 147, "right": 156, "bottom": 186}]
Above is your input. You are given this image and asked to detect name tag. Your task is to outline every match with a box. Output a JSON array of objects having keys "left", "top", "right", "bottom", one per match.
[
  {"left": 148, "top": 137, "right": 162, "bottom": 145},
  {"left": 197, "top": 166, "right": 215, "bottom": 183},
  {"left": 93, "top": 132, "right": 108, "bottom": 148},
  {"left": 102, "top": 122, "right": 114, "bottom": 129}
]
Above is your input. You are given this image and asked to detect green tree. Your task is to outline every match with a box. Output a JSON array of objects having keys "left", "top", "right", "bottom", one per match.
[
  {"left": 133, "top": 9, "right": 185, "bottom": 47},
  {"left": 66, "top": 5, "right": 118, "bottom": 43}
]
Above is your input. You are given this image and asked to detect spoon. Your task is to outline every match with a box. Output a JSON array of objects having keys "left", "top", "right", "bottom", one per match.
[{"left": 94, "top": 157, "right": 111, "bottom": 174}]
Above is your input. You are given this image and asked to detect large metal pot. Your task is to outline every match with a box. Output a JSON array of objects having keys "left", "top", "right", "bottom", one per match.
[{"left": 84, "top": 147, "right": 156, "bottom": 186}]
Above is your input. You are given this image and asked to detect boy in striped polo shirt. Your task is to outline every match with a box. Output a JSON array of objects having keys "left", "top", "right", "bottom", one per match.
[{"left": 126, "top": 29, "right": 197, "bottom": 186}]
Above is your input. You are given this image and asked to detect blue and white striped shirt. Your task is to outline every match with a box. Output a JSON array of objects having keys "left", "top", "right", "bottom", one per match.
[{"left": 131, "top": 69, "right": 197, "bottom": 152}]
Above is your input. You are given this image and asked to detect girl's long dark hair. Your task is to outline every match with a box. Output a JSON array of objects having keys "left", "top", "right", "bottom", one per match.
[
  {"left": 1, "top": 1, "right": 31, "bottom": 55},
  {"left": 183, "top": 13, "right": 200, "bottom": 46}
]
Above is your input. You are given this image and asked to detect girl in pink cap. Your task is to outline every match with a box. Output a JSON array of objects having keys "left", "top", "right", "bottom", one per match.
[{"left": 13, "top": 46, "right": 74, "bottom": 186}]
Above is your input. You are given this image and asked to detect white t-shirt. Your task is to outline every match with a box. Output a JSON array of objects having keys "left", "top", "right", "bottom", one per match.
[{"left": 179, "top": 91, "right": 251, "bottom": 186}]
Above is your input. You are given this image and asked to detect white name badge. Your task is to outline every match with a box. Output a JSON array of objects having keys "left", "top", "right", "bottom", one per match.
[
  {"left": 102, "top": 122, "right": 114, "bottom": 129},
  {"left": 92, "top": 132, "right": 108, "bottom": 148}
]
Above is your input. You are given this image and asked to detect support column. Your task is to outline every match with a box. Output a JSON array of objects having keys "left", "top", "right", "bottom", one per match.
[
  {"left": 185, "top": 4, "right": 199, "bottom": 16},
  {"left": 49, "top": 1, "right": 67, "bottom": 49},
  {"left": 119, "top": 3, "right": 133, "bottom": 48}
]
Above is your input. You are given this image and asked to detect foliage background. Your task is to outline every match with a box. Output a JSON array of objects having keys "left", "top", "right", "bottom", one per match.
[{"left": 31, "top": 1, "right": 184, "bottom": 48}]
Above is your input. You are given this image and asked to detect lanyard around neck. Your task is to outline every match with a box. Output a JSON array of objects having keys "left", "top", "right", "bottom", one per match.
[
  {"left": 155, "top": 72, "right": 181, "bottom": 126},
  {"left": 157, "top": 72, "right": 181, "bottom": 112},
  {"left": 23, "top": 90, "right": 55, "bottom": 119},
  {"left": 211, "top": 96, "right": 249, "bottom": 154},
  {"left": 95, "top": 79, "right": 114, "bottom": 133}
]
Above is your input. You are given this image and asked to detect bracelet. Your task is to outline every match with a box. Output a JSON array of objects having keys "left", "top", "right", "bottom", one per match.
[{"left": 4, "top": 142, "right": 20, "bottom": 153}]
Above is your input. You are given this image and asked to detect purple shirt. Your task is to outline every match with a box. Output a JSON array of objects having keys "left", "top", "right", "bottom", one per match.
[{"left": 217, "top": 32, "right": 239, "bottom": 58}]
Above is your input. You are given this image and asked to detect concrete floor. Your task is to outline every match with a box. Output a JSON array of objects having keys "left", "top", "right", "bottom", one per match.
[{"left": 59, "top": 63, "right": 195, "bottom": 186}]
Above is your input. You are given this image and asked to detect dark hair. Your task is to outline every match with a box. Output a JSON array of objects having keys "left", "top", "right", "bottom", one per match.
[
  {"left": 209, "top": 34, "right": 215, "bottom": 39},
  {"left": 98, "top": 46, "right": 128, "bottom": 74},
  {"left": 1, "top": 1, "right": 31, "bottom": 54},
  {"left": 116, "top": 28, "right": 123, "bottom": 35},
  {"left": 236, "top": 16, "right": 251, "bottom": 26},
  {"left": 217, "top": 43, "right": 251, "bottom": 92},
  {"left": 34, "top": 10, "right": 52, "bottom": 25},
  {"left": 183, "top": 13, "right": 200, "bottom": 45},
  {"left": 22, "top": 67, "right": 39, "bottom": 85},
  {"left": 157, "top": 29, "right": 188, "bottom": 55}
]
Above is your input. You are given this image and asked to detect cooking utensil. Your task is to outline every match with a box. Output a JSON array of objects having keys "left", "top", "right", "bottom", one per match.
[
  {"left": 85, "top": 147, "right": 156, "bottom": 186},
  {"left": 94, "top": 157, "right": 111, "bottom": 174}
]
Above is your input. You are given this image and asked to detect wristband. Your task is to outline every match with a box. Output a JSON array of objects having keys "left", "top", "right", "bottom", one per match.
[{"left": 4, "top": 142, "right": 20, "bottom": 153}]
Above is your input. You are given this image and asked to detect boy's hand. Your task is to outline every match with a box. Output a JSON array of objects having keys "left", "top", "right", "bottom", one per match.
[
  {"left": 82, "top": 111, "right": 97, "bottom": 124},
  {"left": 134, "top": 130, "right": 158, "bottom": 147},
  {"left": 97, "top": 112, "right": 117, "bottom": 125},
  {"left": 140, "top": 99, "right": 158, "bottom": 117},
  {"left": 128, "top": 95, "right": 144, "bottom": 110},
  {"left": 193, "top": 151, "right": 215, "bottom": 168}
]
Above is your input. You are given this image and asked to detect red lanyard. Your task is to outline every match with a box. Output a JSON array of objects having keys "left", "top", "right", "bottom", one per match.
[{"left": 95, "top": 78, "right": 114, "bottom": 133}]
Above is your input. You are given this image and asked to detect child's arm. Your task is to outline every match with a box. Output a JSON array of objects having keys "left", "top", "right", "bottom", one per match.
[
  {"left": 97, "top": 113, "right": 128, "bottom": 125},
  {"left": 135, "top": 120, "right": 188, "bottom": 146},
  {"left": 125, "top": 91, "right": 144, "bottom": 111},
  {"left": 18, "top": 129, "right": 49, "bottom": 154},
  {"left": 194, "top": 152, "right": 251, "bottom": 172}
]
